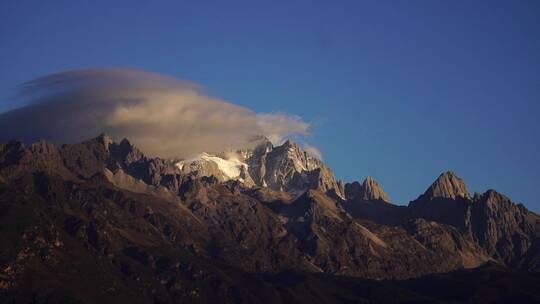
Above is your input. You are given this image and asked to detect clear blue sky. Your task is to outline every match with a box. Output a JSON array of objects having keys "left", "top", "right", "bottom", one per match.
[{"left": 1, "top": 1, "right": 539, "bottom": 211}]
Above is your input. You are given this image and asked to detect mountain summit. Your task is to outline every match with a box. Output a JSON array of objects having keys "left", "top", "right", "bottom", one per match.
[
  {"left": 177, "top": 138, "right": 345, "bottom": 198},
  {"left": 362, "top": 176, "right": 391, "bottom": 202},
  {"left": 423, "top": 171, "right": 469, "bottom": 199},
  {"left": 344, "top": 176, "right": 391, "bottom": 203}
]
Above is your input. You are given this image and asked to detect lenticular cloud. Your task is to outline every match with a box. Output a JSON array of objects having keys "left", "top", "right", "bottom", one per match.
[{"left": 0, "top": 68, "right": 310, "bottom": 158}]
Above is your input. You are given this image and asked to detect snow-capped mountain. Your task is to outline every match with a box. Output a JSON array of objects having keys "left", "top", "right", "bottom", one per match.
[
  {"left": 176, "top": 137, "right": 345, "bottom": 198},
  {"left": 3, "top": 134, "right": 540, "bottom": 303},
  {"left": 176, "top": 152, "right": 254, "bottom": 185}
]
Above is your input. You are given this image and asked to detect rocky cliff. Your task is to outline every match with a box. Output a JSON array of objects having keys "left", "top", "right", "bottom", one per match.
[{"left": 176, "top": 137, "right": 344, "bottom": 198}]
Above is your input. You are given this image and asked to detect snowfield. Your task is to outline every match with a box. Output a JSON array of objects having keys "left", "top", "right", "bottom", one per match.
[{"left": 176, "top": 152, "right": 248, "bottom": 180}]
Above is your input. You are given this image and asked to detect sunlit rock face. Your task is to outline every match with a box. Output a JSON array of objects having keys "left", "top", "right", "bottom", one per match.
[
  {"left": 176, "top": 137, "right": 345, "bottom": 198},
  {"left": 345, "top": 176, "right": 391, "bottom": 203},
  {"left": 422, "top": 171, "right": 470, "bottom": 200}
]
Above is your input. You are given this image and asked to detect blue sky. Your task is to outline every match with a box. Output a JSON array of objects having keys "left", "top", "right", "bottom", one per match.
[{"left": 1, "top": 1, "right": 539, "bottom": 211}]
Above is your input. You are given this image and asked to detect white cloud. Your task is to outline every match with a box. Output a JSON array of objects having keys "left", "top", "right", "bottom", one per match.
[{"left": 0, "top": 68, "right": 314, "bottom": 158}]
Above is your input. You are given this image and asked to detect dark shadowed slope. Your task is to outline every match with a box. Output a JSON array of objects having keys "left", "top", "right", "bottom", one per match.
[{"left": 1, "top": 135, "right": 540, "bottom": 303}]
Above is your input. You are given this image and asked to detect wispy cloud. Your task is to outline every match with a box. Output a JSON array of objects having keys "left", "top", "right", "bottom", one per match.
[{"left": 302, "top": 144, "right": 323, "bottom": 160}]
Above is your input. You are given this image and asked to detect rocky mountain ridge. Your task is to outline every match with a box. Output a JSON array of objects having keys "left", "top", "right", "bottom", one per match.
[
  {"left": 175, "top": 137, "right": 345, "bottom": 198},
  {"left": 421, "top": 171, "right": 470, "bottom": 200},
  {"left": 345, "top": 176, "right": 391, "bottom": 203},
  {"left": 1, "top": 134, "right": 539, "bottom": 303}
]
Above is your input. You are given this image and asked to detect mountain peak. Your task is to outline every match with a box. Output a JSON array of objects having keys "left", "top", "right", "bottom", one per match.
[
  {"left": 424, "top": 171, "right": 469, "bottom": 200},
  {"left": 281, "top": 139, "right": 299, "bottom": 149},
  {"left": 482, "top": 189, "right": 511, "bottom": 204},
  {"left": 364, "top": 176, "right": 375, "bottom": 184},
  {"left": 345, "top": 176, "right": 390, "bottom": 203},
  {"left": 362, "top": 176, "right": 391, "bottom": 202},
  {"left": 95, "top": 132, "right": 113, "bottom": 150}
]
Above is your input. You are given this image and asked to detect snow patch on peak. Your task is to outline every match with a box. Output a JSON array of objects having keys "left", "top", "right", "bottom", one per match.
[
  {"left": 176, "top": 152, "right": 248, "bottom": 180},
  {"left": 200, "top": 153, "right": 247, "bottom": 179}
]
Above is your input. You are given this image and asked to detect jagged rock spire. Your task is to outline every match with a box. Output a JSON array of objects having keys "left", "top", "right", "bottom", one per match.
[
  {"left": 361, "top": 176, "right": 391, "bottom": 202},
  {"left": 424, "top": 171, "right": 469, "bottom": 199},
  {"left": 345, "top": 176, "right": 391, "bottom": 203}
]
